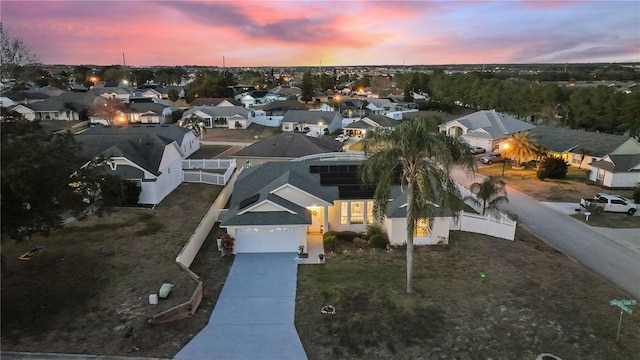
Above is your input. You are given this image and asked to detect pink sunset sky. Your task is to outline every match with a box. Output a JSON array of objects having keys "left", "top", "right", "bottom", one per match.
[{"left": 1, "top": 0, "right": 639, "bottom": 67}]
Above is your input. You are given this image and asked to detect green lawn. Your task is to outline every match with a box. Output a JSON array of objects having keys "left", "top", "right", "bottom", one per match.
[
  {"left": 571, "top": 212, "right": 640, "bottom": 228},
  {"left": 295, "top": 228, "right": 640, "bottom": 359}
]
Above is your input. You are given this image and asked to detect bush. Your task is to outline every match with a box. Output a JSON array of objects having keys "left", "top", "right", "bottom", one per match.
[
  {"left": 365, "top": 224, "right": 384, "bottom": 239},
  {"left": 536, "top": 168, "right": 548, "bottom": 181},
  {"left": 633, "top": 185, "right": 640, "bottom": 203},
  {"left": 368, "top": 234, "right": 389, "bottom": 249},
  {"left": 539, "top": 156, "right": 569, "bottom": 179},
  {"left": 323, "top": 234, "right": 339, "bottom": 252},
  {"left": 326, "top": 230, "right": 362, "bottom": 243}
]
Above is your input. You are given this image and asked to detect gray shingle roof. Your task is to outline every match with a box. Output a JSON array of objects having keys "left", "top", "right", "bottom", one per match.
[
  {"left": 281, "top": 110, "right": 340, "bottom": 125},
  {"left": 262, "top": 100, "right": 309, "bottom": 112},
  {"left": 231, "top": 132, "right": 342, "bottom": 159},
  {"left": 182, "top": 105, "right": 250, "bottom": 118},
  {"left": 79, "top": 123, "right": 191, "bottom": 146},
  {"left": 446, "top": 110, "right": 536, "bottom": 140},
  {"left": 591, "top": 154, "right": 640, "bottom": 172},
  {"left": 529, "top": 125, "right": 631, "bottom": 157},
  {"left": 75, "top": 133, "right": 172, "bottom": 175}
]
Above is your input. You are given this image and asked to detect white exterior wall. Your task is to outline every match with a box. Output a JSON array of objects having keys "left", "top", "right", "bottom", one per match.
[
  {"left": 609, "top": 172, "right": 640, "bottom": 188},
  {"left": 253, "top": 114, "right": 283, "bottom": 127},
  {"left": 181, "top": 132, "right": 200, "bottom": 158},
  {"left": 384, "top": 217, "right": 451, "bottom": 246}
]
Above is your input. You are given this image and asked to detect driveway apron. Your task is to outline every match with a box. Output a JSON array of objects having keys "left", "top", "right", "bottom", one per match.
[{"left": 175, "top": 253, "right": 307, "bottom": 360}]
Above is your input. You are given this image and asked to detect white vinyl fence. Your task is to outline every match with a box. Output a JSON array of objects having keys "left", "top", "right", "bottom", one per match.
[{"left": 183, "top": 159, "right": 236, "bottom": 185}]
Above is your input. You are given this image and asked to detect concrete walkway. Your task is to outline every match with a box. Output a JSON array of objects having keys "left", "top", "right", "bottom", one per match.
[{"left": 174, "top": 253, "right": 307, "bottom": 360}]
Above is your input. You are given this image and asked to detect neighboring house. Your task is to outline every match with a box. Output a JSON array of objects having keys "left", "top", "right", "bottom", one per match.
[
  {"left": 270, "top": 85, "right": 302, "bottom": 99},
  {"left": 126, "top": 102, "right": 176, "bottom": 124},
  {"left": 75, "top": 126, "right": 186, "bottom": 205},
  {"left": 365, "top": 98, "right": 397, "bottom": 115},
  {"left": 23, "top": 100, "right": 84, "bottom": 121},
  {"left": 220, "top": 160, "right": 453, "bottom": 254},
  {"left": 0, "top": 91, "right": 50, "bottom": 106},
  {"left": 230, "top": 132, "right": 343, "bottom": 166},
  {"left": 180, "top": 105, "right": 254, "bottom": 129},
  {"left": 529, "top": 125, "right": 634, "bottom": 168},
  {"left": 343, "top": 114, "right": 401, "bottom": 138},
  {"left": 263, "top": 100, "right": 309, "bottom": 117},
  {"left": 280, "top": 110, "right": 342, "bottom": 135},
  {"left": 91, "top": 87, "right": 131, "bottom": 102},
  {"left": 439, "top": 110, "right": 536, "bottom": 152},
  {"left": 587, "top": 138, "right": 640, "bottom": 188}
]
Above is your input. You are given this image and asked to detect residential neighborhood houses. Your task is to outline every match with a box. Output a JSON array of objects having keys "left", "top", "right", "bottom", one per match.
[{"left": 2, "top": 63, "right": 640, "bottom": 359}]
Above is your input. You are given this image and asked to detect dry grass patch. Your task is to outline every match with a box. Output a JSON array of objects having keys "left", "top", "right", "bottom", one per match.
[
  {"left": 296, "top": 228, "right": 640, "bottom": 359},
  {"left": 1, "top": 183, "right": 233, "bottom": 358}
]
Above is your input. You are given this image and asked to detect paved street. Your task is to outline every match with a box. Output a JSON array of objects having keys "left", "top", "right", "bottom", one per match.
[{"left": 452, "top": 168, "right": 640, "bottom": 300}]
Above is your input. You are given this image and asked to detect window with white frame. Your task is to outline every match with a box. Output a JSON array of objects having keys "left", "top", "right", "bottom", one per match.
[
  {"left": 341, "top": 202, "right": 349, "bottom": 224},
  {"left": 351, "top": 201, "right": 364, "bottom": 224},
  {"left": 366, "top": 201, "right": 374, "bottom": 224}
]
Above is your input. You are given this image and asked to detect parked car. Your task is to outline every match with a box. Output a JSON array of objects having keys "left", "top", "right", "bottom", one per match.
[
  {"left": 470, "top": 146, "right": 486, "bottom": 154},
  {"left": 580, "top": 193, "right": 637, "bottom": 215},
  {"left": 479, "top": 152, "right": 503, "bottom": 164},
  {"left": 335, "top": 134, "right": 350, "bottom": 142}
]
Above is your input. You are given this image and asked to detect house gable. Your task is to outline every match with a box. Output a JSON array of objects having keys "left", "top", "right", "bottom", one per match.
[
  {"left": 239, "top": 199, "right": 297, "bottom": 214},
  {"left": 270, "top": 183, "right": 332, "bottom": 207}
]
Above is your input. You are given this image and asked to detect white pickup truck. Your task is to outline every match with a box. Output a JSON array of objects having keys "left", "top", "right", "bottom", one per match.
[{"left": 580, "top": 193, "right": 637, "bottom": 215}]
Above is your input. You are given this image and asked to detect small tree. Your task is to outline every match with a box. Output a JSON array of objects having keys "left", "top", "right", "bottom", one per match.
[
  {"left": 539, "top": 156, "right": 569, "bottom": 179},
  {"left": 466, "top": 176, "right": 509, "bottom": 216},
  {"left": 501, "top": 131, "right": 538, "bottom": 168},
  {"left": 178, "top": 115, "right": 207, "bottom": 137}
]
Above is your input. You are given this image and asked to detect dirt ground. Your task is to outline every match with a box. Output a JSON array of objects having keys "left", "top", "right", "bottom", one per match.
[{"left": 1, "top": 183, "right": 233, "bottom": 358}]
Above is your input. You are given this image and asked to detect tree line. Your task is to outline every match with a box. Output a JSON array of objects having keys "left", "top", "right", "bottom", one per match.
[{"left": 396, "top": 71, "right": 639, "bottom": 137}]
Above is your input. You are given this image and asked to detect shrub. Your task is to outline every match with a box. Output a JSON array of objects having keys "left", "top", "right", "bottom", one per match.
[
  {"left": 536, "top": 168, "right": 548, "bottom": 181},
  {"left": 368, "top": 233, "right": 389, "bottom": 249},
  {"left": 539, "top": 156, "right": 569, "bottom": 179},
  {"left": 220, "top": 233, "right": 235, "bottom": 255},
  {"left": 323, "top": 234, "right": 339, "bottom": 252},
  {"left": 633, "top": 185, "right": 640, "bottom": 203},
  {"left": 365, "top": 224, "right": 384, "bottom": 239}
]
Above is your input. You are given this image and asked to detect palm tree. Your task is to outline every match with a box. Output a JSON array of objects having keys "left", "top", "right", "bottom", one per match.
[
  {"left": 466, "top": 176, "right": 509, "bottom": 216},
  {"left": 178, "top": 115, "right": 207, "bottom": 137},
  {"left": 501, "top": 131, "right": 538, "bottom": 168},
  {"left": 360, "top": 116, "right": 476, "bottom": 293}
]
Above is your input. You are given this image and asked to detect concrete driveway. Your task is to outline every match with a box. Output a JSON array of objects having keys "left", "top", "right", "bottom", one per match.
[{"left": 175, "top": 253, "right": 307, "bottom": 360}]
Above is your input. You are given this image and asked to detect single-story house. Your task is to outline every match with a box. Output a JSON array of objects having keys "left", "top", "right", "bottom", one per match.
[
  {"left": 230, "top": 132, "right": 343, "bottom": 166},
  {"left": 528, "top": 125, "right": 635, "bottom": 168},
  {"left": 220, "top": 160, "right": 453, "bottom": 254},
  {"left": 126, "top": 102, "right": 177, "bottom": 124},
  {"left": 588, "top": 138, "right": 640, "bottom": 188},
  {"left": 180, "top": 105, "right": 255, "bottom": 129},
  {"left": 22, "top": 100, "right": 84, "bottom": 121},
  {"left": 343, "top": 114, "right": 401, "bottom": 138},
  {"left": 439, "top": 110, "right": 536, "bottom": 152},
  {"left": 75, "top": 125, "right": 188, "bottom": 205},
  {"left": 91, "top": 87, "right": 131, "bottom": 102},
  {"left": 280, "top": 110, "right": 342, "bottom": 135},
  {"left": 262, "top": 100, "right": 309, "bottom": 117}
]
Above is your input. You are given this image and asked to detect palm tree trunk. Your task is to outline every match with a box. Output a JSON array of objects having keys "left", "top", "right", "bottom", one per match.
[{"left": 406, "top": 182, "right": 415, "bottom": 294}]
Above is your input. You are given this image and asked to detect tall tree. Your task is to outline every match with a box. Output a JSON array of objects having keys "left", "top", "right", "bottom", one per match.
[
  {"left": 466, "top": 176, "right": 509, "bottom": 216},
  {"left": 1, "top": 120, "right": 89, "bottom": 239},
  {"left": 360, "top": 117, "right": 475, "bottom": 293},
  {"left": 88, "top": 98, "right": 128, "bottom": 125},
  {"left": 0, "top": 22, "right": 40, "bottom": 82},
  {"left": 501, "top": 131, "right": 538, "bottom": 168},
  {"left": 300, "top": 70, "right": 314, "bottom": 103}
]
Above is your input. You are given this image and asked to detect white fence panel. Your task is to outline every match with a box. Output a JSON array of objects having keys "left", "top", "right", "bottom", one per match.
[
  {"left": 451, "top": 211, "right": 516, "bottom": 241},
  {"left": 183, "top": 171, "right": 226, "bottom": 185},
  {"left": 183, "top": 158, "right": 236, "bottom": 170}
]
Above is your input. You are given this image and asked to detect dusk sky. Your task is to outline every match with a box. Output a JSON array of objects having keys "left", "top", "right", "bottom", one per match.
[{"left": 2, "top": 0, "right": 639, "bottom": 67}]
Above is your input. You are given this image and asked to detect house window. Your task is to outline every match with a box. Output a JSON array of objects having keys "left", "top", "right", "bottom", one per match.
[
  {"left": 414, "top": 219, "right": 429, "bottom": 237},
  {"left": 351, "top": 201, "right": 364, "bottom": 224},
  {"left": 341, "top": 202, "right": 349, "bottom": 225},
  {"left": 597, "top": 169, "right": 605, "bottom": 181},
  {"left": 366, "top": 201, "right": 374, "bottom": 224}
]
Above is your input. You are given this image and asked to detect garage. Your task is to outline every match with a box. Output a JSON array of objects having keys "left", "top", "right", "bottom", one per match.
[{"left": 233, "top": 227, "right": 306, "bottom": 253}]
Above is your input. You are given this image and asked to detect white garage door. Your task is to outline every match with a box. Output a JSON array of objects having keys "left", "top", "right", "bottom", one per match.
[{"left": 235, "top": 228, "right": 302, "bottom": 253}]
